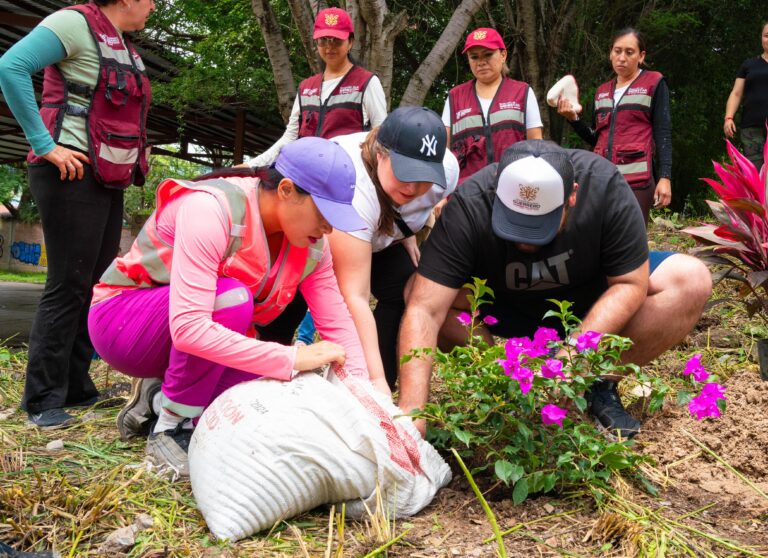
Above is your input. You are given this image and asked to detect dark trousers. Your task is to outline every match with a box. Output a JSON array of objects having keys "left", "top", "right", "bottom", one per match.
[
  {"left": 256, "top": 242, "right": 415, "bottom": 389},
  {"left": 21, "top": 163, "right": 124, "bottom": 413}
]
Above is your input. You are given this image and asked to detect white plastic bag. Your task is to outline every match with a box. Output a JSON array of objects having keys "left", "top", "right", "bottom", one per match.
[
  {"left": 189, "top": 367, "right": 451, "bottom": 541},
  {"left": 546, "top": 74, "right": 582, "bottom": 113}
]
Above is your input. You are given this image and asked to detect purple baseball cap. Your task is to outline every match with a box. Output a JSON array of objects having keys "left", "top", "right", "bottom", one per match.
[{"left": 275, "top": 137, "right": 366, "bottom": 232}]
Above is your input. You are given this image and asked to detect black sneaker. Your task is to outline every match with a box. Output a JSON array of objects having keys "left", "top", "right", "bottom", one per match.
[
  {"left": 117, "top": 378, "right": 162, "bottom": 441},
  {"left": 27, "top": 408, "right": 76, "bottom": 430},
  {"left": 585, "top": 380, "right": 641, "bottom": 439},
  {"left": 146, "top": 418, "right": 194, "bottom": 480}
]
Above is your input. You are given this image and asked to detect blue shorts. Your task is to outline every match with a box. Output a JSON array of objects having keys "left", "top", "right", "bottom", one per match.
[{"left": 481, "top": 251, "right": 676, "bottom": 339}]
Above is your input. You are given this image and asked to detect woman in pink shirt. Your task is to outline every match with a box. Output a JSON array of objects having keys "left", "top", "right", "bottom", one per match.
[{"left": 88, "top": 137, "right": 383, "bottom": 478}]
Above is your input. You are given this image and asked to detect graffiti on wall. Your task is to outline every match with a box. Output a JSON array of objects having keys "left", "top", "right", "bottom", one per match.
[{"left": 11, "top": 241, "right": 45, "bottom": 266}]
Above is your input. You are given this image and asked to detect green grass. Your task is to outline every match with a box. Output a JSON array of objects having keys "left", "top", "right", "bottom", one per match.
[{"left": 0, "top": 270, "right": 47, "bottom": 284}]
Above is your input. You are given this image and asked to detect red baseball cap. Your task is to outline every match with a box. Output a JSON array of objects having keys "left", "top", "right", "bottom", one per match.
[
  {"left": 313, "top": 8, "right": 354, "bottom": 40},
  {"left": 462, "top": 27, "right": 506, "bottom": 53}
]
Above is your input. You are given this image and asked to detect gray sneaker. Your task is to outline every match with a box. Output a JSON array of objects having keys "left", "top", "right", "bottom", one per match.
[
  {"left": 146, "top": 419, "right": 193, "bottom": 480},
  {"left": 117, "top": 377, "right": 162, "bottom": 441}
]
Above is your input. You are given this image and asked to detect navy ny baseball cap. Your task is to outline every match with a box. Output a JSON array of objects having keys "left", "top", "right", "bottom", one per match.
[{"left": 376, "top": 106, "right": 447, "bottom": 189}]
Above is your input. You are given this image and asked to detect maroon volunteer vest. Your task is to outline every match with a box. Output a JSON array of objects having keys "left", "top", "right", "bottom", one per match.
[
  {"left": 297, "top": 65, "right": 374, "bottom": 138},
  {"left": 593, "top": 71, "right": 663, "bottom": 189},
  {"left": 448, "top": 78, "right": 528, "bottom": 184},
  {"left": 27, "top": 2, "right": 152, "bottom": 188}
]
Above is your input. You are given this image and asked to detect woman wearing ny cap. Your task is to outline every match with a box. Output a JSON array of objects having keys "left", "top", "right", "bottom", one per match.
[
  {"left": 87, "top": 137, "right": 383, "bottom": 478},
  {"left": 557, "top": 28, "right": 672, "bottom": 224},
  {"left": 0, "top": 0, "right": 155, "bottom": 429},
  {"left": 246, "top": 7, "right": 387, "bottom": 168},
  {"left": 329, "top": 107, "right": 459, "bottom": 388},
  {"left": 443, "top": 27, "right": 543, "bottom": 186}
]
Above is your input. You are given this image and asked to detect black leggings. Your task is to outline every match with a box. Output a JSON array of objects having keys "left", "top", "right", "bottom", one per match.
[
  {"left": 257, "top": 242, "right": 415, "bottom": 389},
  {"left": 22, "top": 163, "right": 123, "bottom": 413}
]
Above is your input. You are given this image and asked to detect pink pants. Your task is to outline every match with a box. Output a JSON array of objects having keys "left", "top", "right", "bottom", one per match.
[{"left": 88, "top": 278, "right": 258, "bottom": 418}]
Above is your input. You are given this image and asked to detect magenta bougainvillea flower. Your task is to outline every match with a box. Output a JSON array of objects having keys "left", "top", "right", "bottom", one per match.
[
  {"left": 541, "top": 404, "right": 568, "bottom": 428},
  {"left": 688, "top": 382, "right": 726, "bottom": 421},
  {"left": 688, "top": 393, "right": 722, "bottom": 420},
  {"left": 456, "top": 312, "right": 472, "bottom": 326},
  {"left": 700, "top": 382, "right": 726, "bottom": 401},
  {"left": 533, "top": 327, "right": 560, "bottom": 347},
  {"left": 511, "top": 366, "right": 534, "bottom": 394},
  {"left": 504, "top": 337, "right": 531, "bottom": 364},
  {"left": 683, "top": 354, "right": 710, "bottom": 382},
  {"left": 483, "top": 315, "right": 499, "bottom": 326},
  {"left": 575, "top": 331, "right": 602, "bottom": 352},
  {"left": 497, "top": 358, "right": 514, "bottom": 377},
  {"left": 540, "top": 358, "right": 565, "bottom": 379}
]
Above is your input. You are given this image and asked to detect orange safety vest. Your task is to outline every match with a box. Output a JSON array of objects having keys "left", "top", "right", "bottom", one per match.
[{"left": 92, "top": 177, "right": 325, "bottom": 328}]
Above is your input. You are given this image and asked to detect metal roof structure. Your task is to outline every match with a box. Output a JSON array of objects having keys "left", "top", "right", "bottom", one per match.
[{"left": 0, "top": 0, "right": 283, "bottom": 166}]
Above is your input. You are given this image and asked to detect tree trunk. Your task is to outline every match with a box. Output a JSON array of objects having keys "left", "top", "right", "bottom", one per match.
[
  {"left": 288, "top": 0, "right": 322, "bottom": 75},
  {"left": 251, "top": 0, "right": 297, "bottom": 123},
  {"left": 353, "top": 0, "right": 408, "bottom": 101},
  {"left": 504, "top": 0, "right": 580, "bottom": 140},
  {"left": 399, "top": 0, "right": 486, "bottom": 107}
]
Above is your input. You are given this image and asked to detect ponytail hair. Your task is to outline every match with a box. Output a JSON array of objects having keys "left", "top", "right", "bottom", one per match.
[{"left": 360, "top": 128, "right": 397, "bottom": 236}]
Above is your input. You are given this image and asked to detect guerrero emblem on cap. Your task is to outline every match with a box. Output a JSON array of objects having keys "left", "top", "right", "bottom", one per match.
[
  {"left": 473, "top": 30, "right": 488, "bottom": 40},
  {"left": 519, "top": 185, "right": 539, "bottom": 202},
  {"left": 325, "top": 13, "right": 339, "bottom": 26}
]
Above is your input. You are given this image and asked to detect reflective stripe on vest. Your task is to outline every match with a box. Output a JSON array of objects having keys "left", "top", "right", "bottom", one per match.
[
  {"left": 298, "top": 65, "right": 374, "bottom": 139},
  {"left": 27, "top": 3, "right": 151, "bottom": 189},
  {"left": 616, "top": 161, "right": 649, "bottom": 175},
  {"left": 94, "top": 177, "right": 324, "bottom": 328},
  {"left": 448, "top": 78, "right": 528, "bottom": 184},
  {"left": 592, "top": 71, "right": 662, "bottom": 189}
]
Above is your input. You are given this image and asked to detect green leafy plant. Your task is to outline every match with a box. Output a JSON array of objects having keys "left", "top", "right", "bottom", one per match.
[
  {"left": 683, "top": 138, "right": 768, "bottom": 323},
  {"left": 406, "top": 278, "right": 675, "bottom": 504}
]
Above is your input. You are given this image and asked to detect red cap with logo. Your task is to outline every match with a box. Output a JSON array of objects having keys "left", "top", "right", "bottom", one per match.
[
  {"left": 462, "top": 27, "right": 506, "bottom": 53},
  {"left": 313, "top": 8, "right": 354, "bottom": 40}
]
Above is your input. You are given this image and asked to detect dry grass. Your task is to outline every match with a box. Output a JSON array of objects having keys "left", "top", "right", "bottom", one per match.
[{"left": 0, "top": 360, "right": 404, "bottom": 557}]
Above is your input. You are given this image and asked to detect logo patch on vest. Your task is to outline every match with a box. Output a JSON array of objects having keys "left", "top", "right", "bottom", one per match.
[
  {"left": 473, "top": 30, "right": 488, "bottom": 40},
  {"left": 420, "top": 134, "right": 438, "bottom": 157},
  {"left": 339, "top": 85, "right": 360, "bottom": 95},
  {"left": 302, "top": 87, "right": 319, "bottom": 96},
  {"left": 325, "top": 13, "right": 339, "bottom": 26},
  {"left": 627, "top": 86, "right": 649, "bottom": 95},
  {"left": 455, "top": 108, "right": 472, "bottom": 120},
  {"left": 499, "top": 101, "right": 521, "bottom": 111},
  {"left": 99, "top": 33, "right": 120, "bottom": 47},
  {"left": 597, "top": 92, "right": 610, "bottom": 100}
]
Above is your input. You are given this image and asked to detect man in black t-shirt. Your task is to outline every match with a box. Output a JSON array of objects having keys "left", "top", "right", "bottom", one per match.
[{"left": 398, "top": 140, "right": 712, "bottom": 438}]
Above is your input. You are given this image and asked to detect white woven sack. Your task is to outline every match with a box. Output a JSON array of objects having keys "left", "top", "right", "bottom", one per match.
[{"left": 189, "top": 368, "right": 451, "bottom": 542}]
